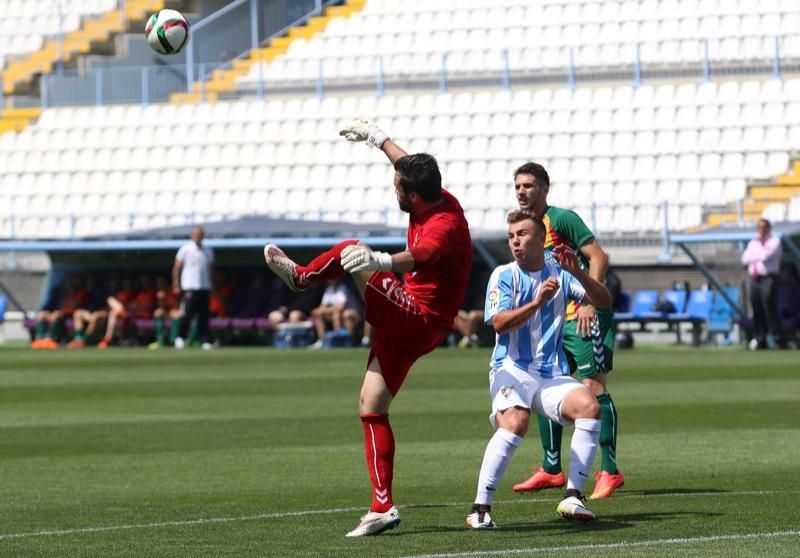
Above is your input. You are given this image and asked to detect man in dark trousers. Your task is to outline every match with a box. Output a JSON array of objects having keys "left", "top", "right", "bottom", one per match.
[
  {"left": 741, "top": 218, "right": 784, "bottom": 350},
  {"left": 172, "top": 225, "right": 214, "bottom": 350}
]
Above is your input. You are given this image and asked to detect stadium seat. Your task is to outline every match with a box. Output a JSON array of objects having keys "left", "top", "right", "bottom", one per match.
[
  {"left": 663, "top": 289, "right": 688, "bottom": 314},
  {"left": 763, "top": 202, "right": 787, "bottom": 221},
  {"left": 10, "top": 48, "right": 800, "bottom": 238},
  {"left": 615, "top": 289, "right": 660, "bottom": 322},
  {"left": 707, "top": 286, "right": 740, "bottom": 343},
  {"left": 238, "top": 0, "right": 800, "bottom": 88},
  {"left": 669, "top": 289, "right": 715, "bottom": 345}
]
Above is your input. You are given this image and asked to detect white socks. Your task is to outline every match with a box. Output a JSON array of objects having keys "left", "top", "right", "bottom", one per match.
[
  {"left": 474, "top": 417, "right": 599, "bottom": 504},
  {"left": 567, "top": 418, "right": 601, "bottom": 492},
  {"left": 475, "top": 428, "right": 522, "bottom": 505}
]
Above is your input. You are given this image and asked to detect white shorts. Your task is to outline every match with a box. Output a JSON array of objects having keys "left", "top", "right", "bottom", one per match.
[{"left": 488, "top": 365, "right": 589, "bottom": 428}]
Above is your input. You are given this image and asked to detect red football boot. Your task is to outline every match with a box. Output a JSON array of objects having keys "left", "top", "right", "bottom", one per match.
[
  {"left": 512, "top": 467, "right": 566, "bottom": 492},
  {"left": 589, "top": 471, "right": 625, "bottom": 499}
]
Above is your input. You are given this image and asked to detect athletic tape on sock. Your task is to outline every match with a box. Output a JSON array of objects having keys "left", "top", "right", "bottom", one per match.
[
  {"left": 574, "top": 418, "right": 601, "bottom": 433},
  {"left": 497, "top": 428, "right": 523, "bottom": 447}
]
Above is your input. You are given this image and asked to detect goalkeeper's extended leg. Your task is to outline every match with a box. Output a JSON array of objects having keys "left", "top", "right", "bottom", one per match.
[{"left": 264, "top": 240, "right": 358, "bottom": 293}]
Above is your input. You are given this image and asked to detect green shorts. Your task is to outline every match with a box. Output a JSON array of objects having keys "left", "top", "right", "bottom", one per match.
[{"left": 563, "top": 308, "right": 615, "bottom": 379}]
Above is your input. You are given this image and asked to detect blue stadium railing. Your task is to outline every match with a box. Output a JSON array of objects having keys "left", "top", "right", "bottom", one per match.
[
  {"left": 1, "top": 30, "right": 797, "bottom": 109},
  {"left": 2, "top": 0, "right": 337, "bottom": 108}
]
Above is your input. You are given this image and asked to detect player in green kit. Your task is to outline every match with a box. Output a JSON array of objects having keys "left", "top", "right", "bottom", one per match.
[{"left": 510, "top": 162, "right": 624, "bottom": 499}]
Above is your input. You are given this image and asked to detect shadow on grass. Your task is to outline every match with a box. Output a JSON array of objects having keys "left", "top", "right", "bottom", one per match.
[
  {"left": 619, "top": 488, "right": 729, "bottom": 497},
  {"left": 502, "top": 510, "right": 720, "bottom": 533},
  {"left": 387, "top": 510, "right": 720, "bottom": 537}
]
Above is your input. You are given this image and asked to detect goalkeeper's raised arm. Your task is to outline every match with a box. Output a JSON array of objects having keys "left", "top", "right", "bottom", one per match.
[{"left": 339, "top": 119, "right": 408, "bottom": 164}]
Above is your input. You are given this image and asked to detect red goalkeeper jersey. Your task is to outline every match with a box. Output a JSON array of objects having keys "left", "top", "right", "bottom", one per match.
[{"left": 405, "top": 189, "right": 472, "bottom": 329}]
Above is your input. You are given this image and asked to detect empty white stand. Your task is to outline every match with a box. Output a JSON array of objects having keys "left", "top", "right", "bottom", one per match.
[
  {"left": 0, "top": 0, "right": 114, "bottom": 66},
  {"left": 2, "top": 76, "right": 799, "bottom": 238},
  {"left": 237, "top": 0, "right": 800, "bottom": 88},
  {"left": 762, "top": 201, "right": 787, "bottom": 223},
  {"left": 788, "top": 195, "right": 800, "bottom": 221}
]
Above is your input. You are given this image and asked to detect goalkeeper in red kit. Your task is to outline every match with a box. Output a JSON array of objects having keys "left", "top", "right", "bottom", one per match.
[{"left": 263, "top": 120, "right": 473, "bottom": 537}]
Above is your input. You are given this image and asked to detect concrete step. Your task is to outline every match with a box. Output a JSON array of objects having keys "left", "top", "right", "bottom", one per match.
[{"left": 749, "top": 185, "right": 800, "bottom": 201}]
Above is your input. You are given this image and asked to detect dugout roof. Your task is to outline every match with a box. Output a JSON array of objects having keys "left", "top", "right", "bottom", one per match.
[
  {"left": 671, "top": 220, "right": 800, "bottom": 248},
  {"left": 0, "top": 215, "right": 507, "bottom": 270},
  {"left": 0, "top": 215, "right": 408, "bottom": 252}
]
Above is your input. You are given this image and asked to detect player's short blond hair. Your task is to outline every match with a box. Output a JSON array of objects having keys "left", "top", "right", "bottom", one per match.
[{"left": 506, "top": 209, "right": 546, "bottom": 236}]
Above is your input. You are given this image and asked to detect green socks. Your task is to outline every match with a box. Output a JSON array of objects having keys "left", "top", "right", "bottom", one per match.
[
  {"left": 537, "top": 414, "right": 563, "bottom": 474},
  {"left": 537, "top": 391, "right": 619, "bottom": 474},
  {"left": 154, "top": 317, "right": 165, "bottom": 345},
  {"left": 597, "top": 391, "right": 619, "bottom": 474},
  {"left": 188, "top": 321, "right": 198, "bottom": 345},
  {"left": 35, "top": 320, "right": 47, "bottom": 339},
  {"left": 167, "top": 317, "right": 196, "bottom": 344},
  {"left": 169, "top": 318, "right": 182, "bottom": 344}
]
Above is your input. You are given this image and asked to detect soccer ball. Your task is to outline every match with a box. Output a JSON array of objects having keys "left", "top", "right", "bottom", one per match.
[{"left": 145, "top": 9, "right": 189, "bottom": 55}]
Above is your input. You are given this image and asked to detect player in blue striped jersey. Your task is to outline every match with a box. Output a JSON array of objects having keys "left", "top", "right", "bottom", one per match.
[
  {"left": 466, "top": 209, "right": 613, "bottom": 529},
  {"left": 486, "top": 258, "right": 585, "bottom": 378}
]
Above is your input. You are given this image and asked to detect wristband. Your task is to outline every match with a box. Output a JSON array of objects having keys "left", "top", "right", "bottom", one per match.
[
  {"left": 375, "top": 251, "right": 393, "bottom": 271},
  {"left": 367, "top": 127, "right": 389, "bottom": 149}
]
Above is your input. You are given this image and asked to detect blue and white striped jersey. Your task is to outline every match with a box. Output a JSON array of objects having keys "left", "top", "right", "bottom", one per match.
[{"left": 484, "top": 259, "right": 586, "bottom": 378}]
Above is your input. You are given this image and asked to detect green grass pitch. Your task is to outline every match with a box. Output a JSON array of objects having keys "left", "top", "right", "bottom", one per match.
[{"left": 0, "top": 345, "right": 798, "bottom": 557}]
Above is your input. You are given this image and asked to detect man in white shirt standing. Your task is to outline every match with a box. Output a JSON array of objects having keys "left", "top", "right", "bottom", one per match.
[
  {"left": 172, "top": 226, "right": 214, "bottom": 350},
  {"left": 741, "top": 218, "right": 784, "bottom": 350}
]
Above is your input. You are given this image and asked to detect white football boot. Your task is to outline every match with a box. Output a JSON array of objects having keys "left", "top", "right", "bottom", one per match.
[
  {"left": 263, "top": 243, "right": 306, "bottom": 293},
  {"left": 556, "top": 495, "right": 596, "bottom": 522},
  {"left": 345, "top": 506, "right": 401, "bottom": 537},
  {"left": 466, "top": 505, "right": 498, "bottom": 529}
]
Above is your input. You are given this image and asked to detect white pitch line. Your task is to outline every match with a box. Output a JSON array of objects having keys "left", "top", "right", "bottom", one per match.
[
  {"left": 398, "top": 531, "right": 800, "bottom": 558},
  {"left": 606, "top": 489, "right": 792, "bottom": 499},
  {"left": 0, "top": 489, "right": 796, "bottom": 541},
  {"left": 0, "top": 507, "right": 364, "bottom": 541}
]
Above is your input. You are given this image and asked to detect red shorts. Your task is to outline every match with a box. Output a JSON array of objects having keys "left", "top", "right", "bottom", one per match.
[{"left": 364, "top": 272, "right": 448, "bottom": 396}]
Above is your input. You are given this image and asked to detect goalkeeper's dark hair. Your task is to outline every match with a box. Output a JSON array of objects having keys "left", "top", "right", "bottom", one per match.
[
  {"left": 394, "top": 153, "right": 442, "bottom": 202},
  {"left": 513, "top": 162, "right": 550, "bottom": 187}
]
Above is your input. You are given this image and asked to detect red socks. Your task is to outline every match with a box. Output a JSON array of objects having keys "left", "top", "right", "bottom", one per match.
[
  {"left": 295, "top": 240, "right": 358, "bottom": 287},
  {"left": 361, "top": 413, "right": 395, "bottom": 513}
]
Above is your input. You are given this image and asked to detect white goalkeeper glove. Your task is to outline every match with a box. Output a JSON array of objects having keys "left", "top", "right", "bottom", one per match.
[
  {"left": 338, "top": 119, "right": 390, "bottom": 149},
  {"left": 340, "top": 245, "right": 393, "bottom": 273}
]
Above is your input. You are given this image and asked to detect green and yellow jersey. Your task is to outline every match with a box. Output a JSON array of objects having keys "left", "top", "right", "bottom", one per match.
[{"left": 542, "top": 205, "right": 594, "bottom": 321}]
